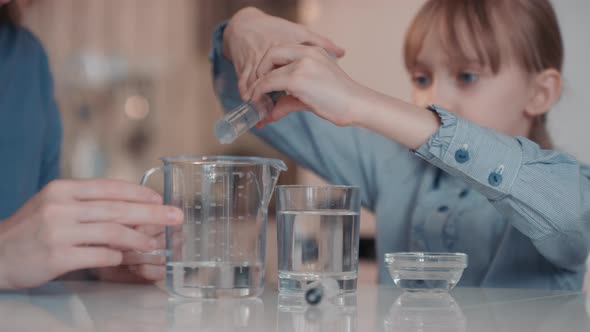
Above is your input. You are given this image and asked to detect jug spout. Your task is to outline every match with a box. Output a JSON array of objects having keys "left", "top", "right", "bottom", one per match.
[
  {"left": 263, "top": 159, "right": 287, "bottom": 205},
  {"left": 270, "top": 160, "right": 288, "bottom": 180}
]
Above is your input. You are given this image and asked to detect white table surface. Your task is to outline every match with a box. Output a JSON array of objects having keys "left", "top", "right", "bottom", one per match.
[{"left": 0, "top": 281, "right": 588, "bottom": 331}]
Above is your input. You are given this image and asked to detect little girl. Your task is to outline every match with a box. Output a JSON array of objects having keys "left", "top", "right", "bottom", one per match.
[{"left": 210, "top": 0, "right": 590, "bottom": 290}]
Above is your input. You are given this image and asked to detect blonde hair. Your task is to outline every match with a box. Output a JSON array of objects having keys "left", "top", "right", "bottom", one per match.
[{"left": 404, "top": 0, "right": 563, "bottom": 149}]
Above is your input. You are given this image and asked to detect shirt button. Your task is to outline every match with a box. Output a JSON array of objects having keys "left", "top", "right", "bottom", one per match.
[
  {"left": 488, "top": 172, "right": 503, "bottom": 186},
  {"left": 438, "top": 205, "right": 449, "bottom": 213},
  {"left": 458, "top": 189, "right": 469, "bottom": 198},
  {"left": 454, "top": 148, "right": 470, "bottom": 164}
]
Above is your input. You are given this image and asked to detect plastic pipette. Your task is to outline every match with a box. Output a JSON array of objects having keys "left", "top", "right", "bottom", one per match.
[{"left": 215, "top": 91, "right": 286, "bottom": 144}]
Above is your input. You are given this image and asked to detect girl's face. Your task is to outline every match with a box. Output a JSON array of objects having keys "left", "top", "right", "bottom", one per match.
[{"left": 410, "top": 29, "right": 535, "bottom": 137}]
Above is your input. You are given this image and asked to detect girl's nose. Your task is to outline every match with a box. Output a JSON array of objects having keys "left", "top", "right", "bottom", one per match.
[{"left": 429, "top": 81, "right": 456, "bottom": 112}]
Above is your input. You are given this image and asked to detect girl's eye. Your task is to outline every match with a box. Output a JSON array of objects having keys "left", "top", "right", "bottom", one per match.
[
  {"left": 458, "top": 72, "right": 479, "bottom": 84},
  {"left": 413, "top": 75, "right": 432, "bottom": 88}
]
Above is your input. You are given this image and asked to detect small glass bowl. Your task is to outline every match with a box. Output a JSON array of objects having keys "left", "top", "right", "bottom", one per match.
[{"left": 385, "top": 252, "right": 468, "bottom": 292}]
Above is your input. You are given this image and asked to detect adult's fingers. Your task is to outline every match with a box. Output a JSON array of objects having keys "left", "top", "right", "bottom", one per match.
[
  {"left": 122, "top": 251, "right": 166, "bottom": 265},
  {"left": 129, "top": 264, "right": 166, "bottom": 281},
  {"left": 135, "top": 225, "right": 166, "bottom": 237},
  {"left": 44, "top": 179, "right": 163, "bottom": 204},
  {"left": 76, "top": 201, "right": 183, "bottom": 226},
  {"left": 53, "top": 247, "right": 123, "bottom": 273},
  {"left": 68, "top": 223, "right": 159, "bottom": 252}
]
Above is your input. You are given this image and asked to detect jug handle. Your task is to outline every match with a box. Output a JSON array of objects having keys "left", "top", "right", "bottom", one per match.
[
  {"left": 140, "top": 166, "right": 162, "bottom": 186},
  {"left": 138, "top": 166, "right": 166, "bottom": 256}
]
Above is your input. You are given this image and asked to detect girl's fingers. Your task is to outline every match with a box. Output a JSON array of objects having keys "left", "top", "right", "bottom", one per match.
[
  {"left": 302, "top": 31, "right": 346, "bottom": 58},
  {"left": 250, "top": 64, "right": 296, "bottom": 103},
  {"left": 255, "top": 95, "right": 308, "bottom": 128},
  {"left": 238, "top": 65, "right": 253, "bottom": 100},
  {"left": 256, "top": 44, "right": 322, "bottom": 78},
  {"left": 246, "top": 64, "right": 260, "bottom": 100},
  {"left": 271, "top": 95, "right": 309, "bottom": 122}
]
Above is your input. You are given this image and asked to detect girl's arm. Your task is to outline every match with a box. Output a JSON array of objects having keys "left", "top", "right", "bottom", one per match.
[
  {"left": 413, "top": 105, "right": 590, "bottom": 271},
  {"left": 249, "top": 44, "right": 590, "bottom": 271},
  {"left": 210, "top": 22, "right": 415, "bottom": 212}
]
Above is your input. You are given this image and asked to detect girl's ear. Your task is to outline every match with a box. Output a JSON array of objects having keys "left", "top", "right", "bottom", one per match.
[{"left": 524, "top": 68, "right": 562, "bottom": 118}]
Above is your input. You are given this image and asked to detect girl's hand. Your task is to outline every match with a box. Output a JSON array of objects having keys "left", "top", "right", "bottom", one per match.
[
  {"left": 249, "top": 44, "right": 371, "bottom": 127},
  {"left": 0, "top": 179, "right": 183, "bottom": 289},
  {"left": 223, "top": 7, "right": 345, "bottom": 99}
]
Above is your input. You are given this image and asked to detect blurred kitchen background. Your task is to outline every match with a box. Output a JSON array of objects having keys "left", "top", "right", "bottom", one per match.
[{"left": 20, "top": 0, "right": 590, "bottom": 289}]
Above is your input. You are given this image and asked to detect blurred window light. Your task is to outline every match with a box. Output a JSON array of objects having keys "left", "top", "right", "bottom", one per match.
[
  {"left": 124, "top": 95, "right": 150, "bottom": 120},
  {"left": 299, "top": 0, "right": 321, "bottom": 24}
]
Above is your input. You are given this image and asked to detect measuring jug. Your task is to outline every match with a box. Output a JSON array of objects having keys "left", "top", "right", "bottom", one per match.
[{"left": 141, "top": 155, "right": 287, "bottom": 299}]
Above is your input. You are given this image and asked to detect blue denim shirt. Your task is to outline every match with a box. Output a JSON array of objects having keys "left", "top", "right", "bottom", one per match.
[
  {"left": 0, "top": 23, "right": 61, "bottom": 220},
  {"left": 209, "top": 23, "right": 590, "bottom": 290}
]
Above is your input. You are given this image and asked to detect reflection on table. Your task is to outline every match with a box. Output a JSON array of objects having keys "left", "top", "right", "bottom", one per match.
[
  {"left": 384, "top": 292, "right": 465, "bottom": 332},
  {"left": 277, "top": 293, "right": 357, "bottom": 331},
  {"left": 0, "top": 282, "right": 589, "bottom": 331}
]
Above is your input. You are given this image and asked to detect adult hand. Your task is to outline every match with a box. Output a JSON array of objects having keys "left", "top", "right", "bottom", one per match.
[
  {"left": 93, "top": 224, "right": 168, "bottom": 283},
  {"left": 0, "top": 179, "right": 183, "bottom": 289}
]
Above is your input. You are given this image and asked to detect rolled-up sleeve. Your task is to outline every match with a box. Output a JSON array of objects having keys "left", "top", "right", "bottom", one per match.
[{"left": 415, "top": 105, "right": 590, "bottom": 271}]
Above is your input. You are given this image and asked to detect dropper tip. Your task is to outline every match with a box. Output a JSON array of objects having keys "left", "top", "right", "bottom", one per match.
[{"left": 215, "top": 119, "right": 237, "bottom": 144}]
